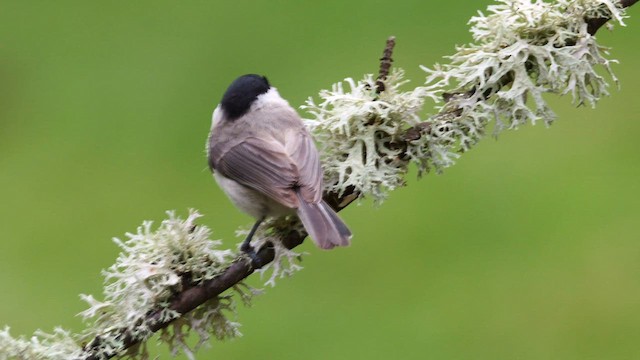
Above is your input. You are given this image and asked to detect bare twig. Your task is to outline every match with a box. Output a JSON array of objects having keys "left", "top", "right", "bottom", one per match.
[{"left": 375, "top": 36, "right": 396, "bottom": 94}]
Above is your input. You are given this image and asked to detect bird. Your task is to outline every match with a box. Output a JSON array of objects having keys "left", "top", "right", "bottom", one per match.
[{"left": 206, "top": 74, "right": 351, "bottom": 261}]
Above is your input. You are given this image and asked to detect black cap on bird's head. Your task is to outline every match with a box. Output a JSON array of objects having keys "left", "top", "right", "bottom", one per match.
[{"left": 220, "top": 74, "right": 271, "bottom": 120}]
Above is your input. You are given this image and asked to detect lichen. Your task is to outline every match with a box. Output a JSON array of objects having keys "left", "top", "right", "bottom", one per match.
[
  {"left": 304, "top": 0, "right": 626, "bottom": 202},
  {"left": 303, "top": 69, "right": 432, "bottom": 203},
  {"left": 77, "top": 210, "right": 245, "bottom": 359},
  {"left": 0, "top": 1, "right": 631, "bottom": 359},
  {"left": 0, "top": 327, "right": 83, "bottom": 360},
  {"left": 0, "top": 211, "right": 251, "bottom": 360}
]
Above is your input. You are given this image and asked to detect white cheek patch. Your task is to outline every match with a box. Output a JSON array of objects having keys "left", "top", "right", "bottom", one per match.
[
  {"left": 253, "top": 87, "right": 289, "bottom": 111},
  {"left": 211, "top": 106, "right": 222, "bottom": 127}
]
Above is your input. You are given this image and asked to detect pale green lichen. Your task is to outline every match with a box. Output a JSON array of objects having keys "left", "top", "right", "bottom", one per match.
[
  {"left": 422, "top": 0, "right": 622, "bottom": 132},
  {"left": 0, "top": 327, "right": 83, "bottom": 360},
  {"left": 158, "top": 295, "right": 242, "bottom": 360},
  {"left": 253, "top": 219, "right": 306, "bottom": 287},
  {"left": 304, "top": 0, "right": 626, "bottom": 202},
  {"left": 303, "top": 69, "right": 432, "bottom": 203},
  {"left": 0, "top": 0, "right": 631, "bottom": 359},
  {"left": 238, "top": 217, "right": 306, "bottom": 287},
  {"left": 0, "top": 211, "right": 252, "bottom": 360},
  {"left": 77, "top": 210, "right": 245, "bottom": 359}
]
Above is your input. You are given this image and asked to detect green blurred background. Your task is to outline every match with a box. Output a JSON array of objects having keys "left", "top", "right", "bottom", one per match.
[{"left": 1, "top": 1, "right": 639, "bottom": 359}]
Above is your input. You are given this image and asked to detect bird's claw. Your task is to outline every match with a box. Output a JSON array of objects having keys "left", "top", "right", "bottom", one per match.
[{"left": 241, "top": 243, "right": 262, "bottom": 269}]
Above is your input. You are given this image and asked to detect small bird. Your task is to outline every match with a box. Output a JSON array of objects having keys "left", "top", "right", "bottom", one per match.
[{"left": 207, "top": 74, "right": 351, "bottom": 260}]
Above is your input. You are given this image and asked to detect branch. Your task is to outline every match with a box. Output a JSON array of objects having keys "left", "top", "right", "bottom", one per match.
[
  {"left": 587, "top": 0, "right": 638, "bottom": 34},
  {"left": 375, "top": 36, "right": 396, "bottom": 94},
  {"left": 72, "top": 2, "right": 638, "bottom": 358}
]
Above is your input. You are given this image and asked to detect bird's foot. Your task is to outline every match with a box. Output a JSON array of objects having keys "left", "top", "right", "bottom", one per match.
[{"left": 240, "top": 241, "right": 262, "bottom": 269}]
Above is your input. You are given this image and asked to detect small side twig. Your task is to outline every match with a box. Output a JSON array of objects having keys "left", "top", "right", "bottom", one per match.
[{"left": 375, "top": 36, "right": 396, "bottom": 94}]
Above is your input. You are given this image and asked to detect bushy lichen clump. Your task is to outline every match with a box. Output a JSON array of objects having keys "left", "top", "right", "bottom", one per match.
[
  {"left": 78, "top": 210, "right": 242, "bottom": 359},
  {"left": 422, "top": 0, "right": 622, "bottom": 142},
  {"left": 0, "top": 211, "right": 249, "bottom": 360},
  {"left": 0, "top": 327, "right": 83, "bottom": 360},
  {"left": 248, "top": 217, "right": 306, "bottom": 287},
  {"left": 304, "top": 0, "right": 626, "bottom": 203},
  {"left": 303, "top": 70, "right": 432, "bottom": 203}
]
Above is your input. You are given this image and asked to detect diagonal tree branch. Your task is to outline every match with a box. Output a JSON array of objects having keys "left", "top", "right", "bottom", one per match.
[
  {"left": 81, "top": 2, "right": 637, "bottom": 358},
  {"left": 587, "top": 0, "right": 638, "bottom": 34}
]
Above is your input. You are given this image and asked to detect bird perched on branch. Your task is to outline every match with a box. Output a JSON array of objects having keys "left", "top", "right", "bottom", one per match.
[{"left": 207, "top": 74, "right": 352, "bottom": 261}]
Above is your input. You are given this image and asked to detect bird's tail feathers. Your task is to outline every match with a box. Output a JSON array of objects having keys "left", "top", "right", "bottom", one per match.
[{"left": 296, "top": 193, "right": 352, "bottom": 250}]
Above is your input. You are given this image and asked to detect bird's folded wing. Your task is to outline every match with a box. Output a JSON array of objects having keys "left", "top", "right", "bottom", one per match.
[
  {"left": 284, "top": 129, "right": 323, "bottom": 203},
  {"left": 214, "top": 136, "right": 299, "bottom": 208}
]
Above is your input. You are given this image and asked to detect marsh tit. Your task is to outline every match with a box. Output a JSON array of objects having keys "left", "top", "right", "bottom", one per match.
[{"left": 207, "top": 74, "right": 352, "bottom": 260}]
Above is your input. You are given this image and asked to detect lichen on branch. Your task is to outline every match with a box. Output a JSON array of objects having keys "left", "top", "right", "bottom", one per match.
[
  {"left": 0, "top": 0, "right": 633, "bottom": 359},
  {"left": 303, "top": 0, "right": 627, "bottom": 203},
  {"left": 1, "top": 211, "right": 251, "bottom": 360},
  {"left": 303, "top": 70, "right": 433, "bottom": 203},
  {"left": 77, "top": 210, "right": 243, "bottom": 359}
]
